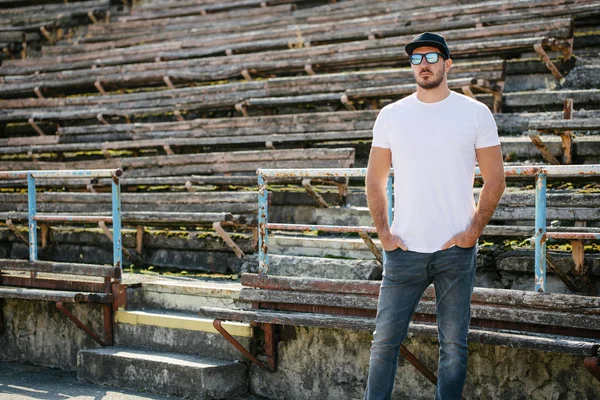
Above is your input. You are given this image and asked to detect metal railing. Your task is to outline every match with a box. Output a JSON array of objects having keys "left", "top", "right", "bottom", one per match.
[
  {"left": 257, "top": 165, "right": 600, "bottom": 293},
  {"left": 0, "top": 169, "right": 123, "bottom": 274}
]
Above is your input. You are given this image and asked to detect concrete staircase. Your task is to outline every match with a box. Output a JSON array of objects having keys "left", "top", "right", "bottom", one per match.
[{"left": 77, "top": 279, "right": 254, "bottom": 399}]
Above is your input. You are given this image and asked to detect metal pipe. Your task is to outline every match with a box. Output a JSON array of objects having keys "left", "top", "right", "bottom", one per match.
[
  {"left": 258, "top": 172, "right": 269, "bottom": 276},
  {"left": 112, "top": 176, "right": 122, "bottom": 274},
  {"left": 29, "top": 169, "right": 122, "bottom": 179},
  {"left": 266, "top": 223, "right": 377, "bottom": 234},
  {"left": 535, "top": 173, "right": 548, "bottom": 293},
  {"left": 33, "top": 214, "right": 113, "bottom": 223},
  {"left": 27, "top": 173, "right": 37, "bottom": 262},
  {"left": 257, "top": 165, "right": 600, "bottom": 179}
]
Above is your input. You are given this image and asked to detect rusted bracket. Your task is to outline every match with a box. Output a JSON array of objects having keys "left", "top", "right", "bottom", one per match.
[
  {"left": 87, "top": 10, "right": 98, "bottom": 24},
  {"left": 34, "top": 86, "right": 44, "bottom": 99},
  {"left": 213, "top": 221, "right": 245, "bottom": 259},
  {"left": 546, "top": 253, "right": 587, "bottom": 293},
  {"left": 101, "top": 146, "right": 112, "bottom": 159},
  {"left": 533, "top": 42, "right": 565, "bottom": 84},
  {"left": 98, "top": 221, "right": 135, "bottom": 261},
  {"left": 302, "top": 179, "right": 329, "bottom": 208},
  {"left": 163, "top": 75, "right": 175, "bottom": 89},
  {"left": 163, "top": 144, "right": 175, "bottom": 155},
  {"left": 213, "top": 319, "right": 273, "bottom": 371},
  {"left": 184, "top": 181, "right": 195, "bottom": 192},
  {"left": 235, "top": 102, "right": 248, "bottom": 117},
  {"left": 358, "top": 230, "right": 383, "bottom": 264},
  {"left": 94, "top": 80, "right": 107, "bottom": 95},
  {"left": 528, "top": 133, "right": 560, "bottom": 165},
  {"left": 97, "top": 113, "right": 109, "bottom": 125},
  {"left": 40, "top": 26, "right": 53, "bottom": 44},
  {"left": 136, "top": 226, "right": 144, "bottom": 255},
  {"left": 340, "top": 94, "right": 356, "bottom": 111},
  {"left": 241, "top": 69, "right": 253, "bottom": 81},
  {"left": 173, "top": 110, "right": 185, "bottom": 122},
  {"left": 28, "top": 118, "right": 45, "bottom": 136},
  {"left": 461, "top": 85, "right": 475, "bottom": 99},
  {"left": 470, "top": 81, "right": 503, "bottom": 113},
  {"left": 304, "top": 64, "right": 315, "bottom": 76},
  {"left": 56, "top": 301, "right": 110, "bottom": 346},
  {"left": 40, "top": 223, "right": 49, "bottom": 249},
  {"left": 6, "top": 219, "right": 28, "bottom": 244},
  {"left": 584, "top": 356, "right": 600, "bottom": 382}
]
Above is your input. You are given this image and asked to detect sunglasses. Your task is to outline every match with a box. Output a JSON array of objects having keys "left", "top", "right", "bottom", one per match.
[{"left": 409, "top": 52, "right": 445, "bottom": 65}]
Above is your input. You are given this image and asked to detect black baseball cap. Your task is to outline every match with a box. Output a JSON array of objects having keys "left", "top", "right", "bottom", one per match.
[{"left": 405, "top": 32, "right": 450, "bottom": 60}]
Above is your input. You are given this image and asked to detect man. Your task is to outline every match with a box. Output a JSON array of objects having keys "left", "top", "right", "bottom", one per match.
[{"left": 363, "top": 32, "right": 505, "bottom": 400}]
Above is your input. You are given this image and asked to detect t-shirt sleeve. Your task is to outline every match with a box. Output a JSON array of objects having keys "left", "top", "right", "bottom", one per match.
[
  {"left": 475, "top": 106, "right": 500, "bottom": 149},
  {"left": 372, "top": 108, "right": 390, "bottom": 149}
]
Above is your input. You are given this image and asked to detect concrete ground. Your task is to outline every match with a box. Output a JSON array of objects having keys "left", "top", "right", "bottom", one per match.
[{"left": 0, "top": 362, "right": 266, "bottom": 400}]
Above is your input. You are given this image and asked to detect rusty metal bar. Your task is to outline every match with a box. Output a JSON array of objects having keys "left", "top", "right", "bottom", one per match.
[
  {"left": 584, "top": 356, "right": 600, "bottom": 383},
  {"left": 56, "top": 301, "right": 107, "bottom": 346},
  {"left": 267, "top": 223, "right": 377, "bottom": 234},
  {"left": 213, "top": 319, "right": 271, "bottom": 371},
  {"left": 544, "top": 232, "right": 600, "bottom": 240},
  {"left": 399, "top": 345, "right": 438, "bottom": 385}
]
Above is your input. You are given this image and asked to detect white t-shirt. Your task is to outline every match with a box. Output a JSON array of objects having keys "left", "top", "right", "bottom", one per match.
[{"left": 371, "top": 91, "right": 500, "bottom": 253}]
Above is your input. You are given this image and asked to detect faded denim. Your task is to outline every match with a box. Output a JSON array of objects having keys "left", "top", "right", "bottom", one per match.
[{"left": 364, "top": 245, "right": 477, "bottom": 400}]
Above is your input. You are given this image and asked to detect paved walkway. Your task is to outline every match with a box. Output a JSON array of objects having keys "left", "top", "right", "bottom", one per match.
[{"left": 0, "top": 362, "right": 266, "bottom": 400}]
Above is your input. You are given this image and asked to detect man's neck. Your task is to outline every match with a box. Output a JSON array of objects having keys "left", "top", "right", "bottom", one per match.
[{"left": 415, "top": 85, "right": 451, "bottom": 104}]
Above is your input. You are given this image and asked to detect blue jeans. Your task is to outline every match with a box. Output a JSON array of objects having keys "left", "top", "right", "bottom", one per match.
[{"left": 364, "top": 245, "right": 477, "bottom": 400}]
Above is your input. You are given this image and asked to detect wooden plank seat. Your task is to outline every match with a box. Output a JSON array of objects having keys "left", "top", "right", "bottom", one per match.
[
  {"left": 17, "top": 1, "right": 577, "bottom": 66},
  {"left": 0, "top": 148, "right": 356, "bottom": 178},
  {"left": 0, "top": 0, "right": 110, "bottom": 59},
  {"left": 0, "top": 256, "right": 120, "bottom": 346},
  {"left": 197, "top": 273, "right": 600, "bottom": 377},
  {"left": 527, "top": 118, "right": 600, "bottom": 164},
  {"left": 0, "top": 17, "right": 574, "bottom": 82},
  {"left": 8, "top": 85, "right": 598, "bottom": 126},
  {"left": 0, "top": 56, "right": 504, "bottom": 98}
]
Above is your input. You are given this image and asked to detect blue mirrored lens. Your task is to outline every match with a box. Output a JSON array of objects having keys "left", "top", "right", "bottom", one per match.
[
  {"left": 410, "top": 54, "right": 423, "bottom": 65},
  {"left": 425, "top": 53, "right": 440, "bottom": 63}
]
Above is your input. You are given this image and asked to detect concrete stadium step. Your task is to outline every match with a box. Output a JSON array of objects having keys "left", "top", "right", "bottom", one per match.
[
  {"left": 126, "top": 279, "right": 248, "bottom": 312},
  {"left": 115, "top": 309, "right": 252, "bottom": 360},
  {"left": 270, "top": 235, "right": 377, "bottom": 260},
  {"left": 262, "top": 254, "right": 381, "bottom": 280},
  {"left": 78, "top": 347, "right": 248, "bottom": 399},
  {"left": 313, "top": 206, "right": 372, "bottom": 227}
]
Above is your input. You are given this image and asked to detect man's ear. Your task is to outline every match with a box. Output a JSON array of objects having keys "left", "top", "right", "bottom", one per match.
[{"left": 445, "top": 58, "right": 453, "bottom": 72}]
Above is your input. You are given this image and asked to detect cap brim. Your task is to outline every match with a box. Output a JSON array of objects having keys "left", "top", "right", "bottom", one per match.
[{"left": 405, "top": 40, "right": 449, "bottom": 58}]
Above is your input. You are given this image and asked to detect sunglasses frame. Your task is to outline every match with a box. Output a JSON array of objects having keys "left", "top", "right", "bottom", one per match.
[{"left": 409, "top": 52, "right": 445, "bottom": 65}]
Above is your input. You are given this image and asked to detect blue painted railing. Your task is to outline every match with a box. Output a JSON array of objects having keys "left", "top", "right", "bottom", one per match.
[
  {"left": 257, "top": 165, "right": 600, "bottom": 293},
  {"left": 0, "top": 169, "right": 123, "bottom": 274}
]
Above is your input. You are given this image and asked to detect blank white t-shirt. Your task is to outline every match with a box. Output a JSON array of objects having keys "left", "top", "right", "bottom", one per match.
[{"left": 372, "top": 91, "right": 500, "bottom": 253}]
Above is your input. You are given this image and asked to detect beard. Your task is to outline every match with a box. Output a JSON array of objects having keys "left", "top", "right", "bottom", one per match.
[{"left": 415, "top": 68, "right": 445, "bottom": 90}]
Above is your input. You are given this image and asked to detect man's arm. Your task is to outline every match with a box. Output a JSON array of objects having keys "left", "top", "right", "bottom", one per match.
[
  {"left": 442, "top": 144, "right": 505, "bottom": 249},
  {"left": 366, "top": 146, "right": 408, "bottom": 251}
]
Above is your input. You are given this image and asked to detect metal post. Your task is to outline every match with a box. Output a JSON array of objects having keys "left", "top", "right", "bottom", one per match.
[
  {"left": 111, "top": 175, "right": 122, "bottom": 273},
  {"left": 27, "top": 173, "right": 37, "bottom": 261},
  {"left": 258, "top": 172, "right": 269, "bottom": 276},
  {"left": 534, "top": 173, "right": 547, "bottom": 292}
]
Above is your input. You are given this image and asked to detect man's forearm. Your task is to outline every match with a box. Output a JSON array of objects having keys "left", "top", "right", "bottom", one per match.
[
  {"left": 468, "top": 179, "right": 505, "bottom": 238},
  {"left": 366, "top": 181, "right": 391, "bottom": 239}
]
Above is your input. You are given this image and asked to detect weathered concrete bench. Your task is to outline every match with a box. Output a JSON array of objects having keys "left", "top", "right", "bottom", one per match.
[{"left": 198, "top": 273, "right": 600, "bottom": 382}]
